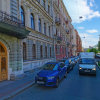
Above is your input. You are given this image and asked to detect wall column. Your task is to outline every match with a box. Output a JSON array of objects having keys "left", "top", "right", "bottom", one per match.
[
  {"left": 41, "top": 18, "right": 44, "bottom": 34},
  {"left": 25, "top": 7, "right": 30, "bottom": 28},
  {"left": 34, "top": 14, "right": 39, "bottom": 31}
]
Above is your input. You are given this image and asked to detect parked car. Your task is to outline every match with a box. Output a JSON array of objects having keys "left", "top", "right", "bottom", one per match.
[
  {"left": 58, "top": 59, "right": 73, "bottom": 72},
  {"left": 35, "top": 62, "right": 67, "bottom": 88},
  {"left": 79, "top": 58, "right": 96, "bottom": 75},
  {"left": 96, "top": 54, "right": 100, "bottom": 58},
  {"left": 70, "top": 58, "right": 76, "bottom": 67}
]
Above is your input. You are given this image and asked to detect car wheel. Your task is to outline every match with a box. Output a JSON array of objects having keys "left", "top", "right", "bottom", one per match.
[
  {"left": 55, "top": 78, "right": 59, "bottom": 88},
  {"left": 64, "top": 71, "right": 67, "bottom": 78}
]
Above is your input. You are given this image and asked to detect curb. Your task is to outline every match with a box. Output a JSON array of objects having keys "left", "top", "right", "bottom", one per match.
[{"left": 1, "top": 81, "right": 35, "bottom": 100}]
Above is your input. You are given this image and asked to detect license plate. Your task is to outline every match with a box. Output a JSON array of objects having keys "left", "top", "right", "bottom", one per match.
[
  {"left": 85, "top": 70, "right": 90, "bottom": 72},
  {"left": 37, "top": 81, "right": 44, "bottom": 84}
]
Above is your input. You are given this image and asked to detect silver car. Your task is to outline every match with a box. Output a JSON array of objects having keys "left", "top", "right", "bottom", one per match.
[{"left": 79, "top": 58, "right": 96, "bottom": 75}]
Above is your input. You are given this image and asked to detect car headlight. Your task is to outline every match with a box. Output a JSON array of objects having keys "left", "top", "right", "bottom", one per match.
[
  {"left": 48, "top": 76, "right": 55, "bottom": 80},
  {"left": 79, "top": 67, "right": 82, "bottom": 70},
  {"left": 92, "top": 68, "right": 96, "bottom": 70}
]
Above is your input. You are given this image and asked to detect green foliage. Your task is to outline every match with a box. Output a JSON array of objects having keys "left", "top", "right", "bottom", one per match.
[{"left": 86, "top": 48, "right": 98, "bottom": 54}]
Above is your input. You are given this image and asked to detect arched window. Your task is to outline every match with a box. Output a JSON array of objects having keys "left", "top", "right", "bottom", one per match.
[
  {"left": 50, "top": 47, "right": 51, "bottom": 57},
  {"left": 20, "top": 6, "right": 25, "bottom": 26},
  {"left": 40, "top": 45, "right": 43, "bottom": 58},
  {"left": 32, "top": 44, "right": 36, "bottom": 59},
  {"left": 44, "top": 23, "right": 46, "bottom": 35},
  {"left": 23, "top": 42, "right": 27, "bottom": 60},
  {"left": 43, "top": 0, "right": 45, "bottom": 9},
  {"left": 31, "top": 14, "right": 35, "bottom": 30},
  {"left": 38, "top": 18, "right": 41, "bottom": 32},
  {"left": 45, "top": 46, "right": 47, "bottom": 58}
]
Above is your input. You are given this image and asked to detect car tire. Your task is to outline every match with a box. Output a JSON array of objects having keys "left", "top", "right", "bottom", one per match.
[
  {"left": 64, "top": 71, "right": 67, "bottom": 78},
  {"left": 55, "top": 78, "right": 59, "bottom": 88}
]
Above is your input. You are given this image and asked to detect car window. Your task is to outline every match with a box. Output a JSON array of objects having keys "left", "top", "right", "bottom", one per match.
[
  {"left": 43, "top": 63, "right": 57, "bottom": 70},
  {"left": 59, "top": 63, "right": 65, "bottom": 68},
  {"left": 81, "top": 59, "right": 95, "bottom": 64},
  {"left": 53, "top": 64, "right": 59, "bottom": 70},
  {"left": 65, "top": 60, "right": 69, "bottom": 65}
]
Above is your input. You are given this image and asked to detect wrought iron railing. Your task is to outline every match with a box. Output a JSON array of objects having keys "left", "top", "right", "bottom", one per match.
[{"left": 0, "top": 11, "right": 24, "bottom": 27}]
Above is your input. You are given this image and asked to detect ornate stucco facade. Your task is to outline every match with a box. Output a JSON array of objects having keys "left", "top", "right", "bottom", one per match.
[{"left": 0, "top": 0, "right": 78, "bottom": 81}]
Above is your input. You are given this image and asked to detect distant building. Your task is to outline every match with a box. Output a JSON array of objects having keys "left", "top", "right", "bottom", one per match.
[{"left": 75, "top": 30, "right": 82, "bottom": 55}]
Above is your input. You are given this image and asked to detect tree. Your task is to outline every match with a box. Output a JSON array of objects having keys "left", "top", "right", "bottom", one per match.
[
  {"left": 86, "top": 48, "right": 98, "bottom": 54},
  {"left": 98, "top": 41, "right": 100, "bottom": 51}
]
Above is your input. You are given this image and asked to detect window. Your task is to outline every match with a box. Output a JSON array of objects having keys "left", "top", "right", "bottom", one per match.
[
  {"left": 43, "top": 0, "right": 45, "bottom": 9},
  {"left": 56, "top": 29, "right": 58, "bottom": 36},
  {"left": 23, "top": 42, "right": 27, "bottom": 60},
  {"left": 50, "top": 47, "right": 51, "bottom": 57},
  {"left": 56, "top": 45, "right": 60, "bottom": 55},
  {"left": 45, "top": 46, "right": 47, "bottom": 58},
  {"left": 20, "top": 6, "right": 25, "bottom": 26},
  {"left": 48, "top": 5, "right": 50, "bottom": 14},
  {"left": 44, "top": 23, "right": 46, "bottom": 35},
  {"left": 40, "top": 45, "right": 43, "bottom": 58},
  {"left": 32, "top": 44, "right": 36, "bottom": 59},
  {"left": 49, "top": 26, "right": 50, "bottom": 36},
  {"left": 30, "top": 14, "right": 35, "bottom": 30},
  {"left": 37, "top": 0, "right": 40, "bottom": 3},
  {"left": 38, "top": 18, "right": 41, "bottom": 32}
]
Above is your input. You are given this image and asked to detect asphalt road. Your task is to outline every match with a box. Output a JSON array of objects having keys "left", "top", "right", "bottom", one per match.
[{"left": 10, "top": 63, "right": 100, "bottom": 100}]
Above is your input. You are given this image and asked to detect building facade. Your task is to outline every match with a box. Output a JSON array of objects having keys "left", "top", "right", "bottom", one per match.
[
  {"left": 75, "top": 30, "right": 82, "bottom": 55},
  {"left": 53, "top": 0, "right": 72, "bottom": 60},
  {"left": 0, "top": 0, "right": 79, "bottom": 81},
  {"left": 0, "top": 0, "right": 56, "bottom": 81}
]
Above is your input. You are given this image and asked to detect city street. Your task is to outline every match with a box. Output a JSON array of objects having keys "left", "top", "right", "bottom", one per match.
[{"left": 10, "top": 63, "right": 100, "bottom": 100}]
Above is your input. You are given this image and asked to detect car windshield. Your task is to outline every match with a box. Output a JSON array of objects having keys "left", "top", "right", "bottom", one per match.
[
  {"left": 81, "top": 59, "right": 95, "bottom": 64},
  {"left": 43, "top": 63, "right": 57, "bottom": 70}
]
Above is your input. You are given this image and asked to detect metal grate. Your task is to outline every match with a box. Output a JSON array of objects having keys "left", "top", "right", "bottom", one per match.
[{"left": 0, "top": 10, "right": 24, "bottom": 27}]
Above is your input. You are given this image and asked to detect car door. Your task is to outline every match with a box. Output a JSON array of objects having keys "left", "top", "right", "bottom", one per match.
[{"left": 59, "top": 63, "right": 66, "bottom": 79}]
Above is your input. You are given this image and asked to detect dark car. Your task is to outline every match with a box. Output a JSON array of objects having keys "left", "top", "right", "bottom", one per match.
[
  {"left": 35, "top": 62, "right": 67, "bottom": 88},
  {"left": 58, "top": 59, "right": 73, "bottom": 72},
  {"left": 79, "top": 58, "right": 96, "bottom": 75},
  {"left": 69, "top": 58, "right": 76, "bottom": 68}
]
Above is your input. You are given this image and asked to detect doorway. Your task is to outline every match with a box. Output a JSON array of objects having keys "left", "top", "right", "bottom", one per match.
[{"left": 0, "top": 42, "right": 8, "bottom": 81}]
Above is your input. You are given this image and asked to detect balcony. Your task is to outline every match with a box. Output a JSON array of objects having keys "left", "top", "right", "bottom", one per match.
[
  {"left": 54, "top": 35, "right": 62, "bottom": 44},
  {"left": 55, "top": 18, "right": 61, "bottom": 26},
  {"left": 66, "top": 29, "right": 69, "bottom": 34},
  {"left": 0, "top": 11, "right": 30, "bottom": 39}
]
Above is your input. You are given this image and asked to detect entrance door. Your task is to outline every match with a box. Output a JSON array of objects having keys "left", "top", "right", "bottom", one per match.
[{"left": 0, "top": 43, "right": 7, "bottom": 81}]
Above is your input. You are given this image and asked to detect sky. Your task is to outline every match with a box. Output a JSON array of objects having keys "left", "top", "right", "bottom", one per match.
[{"left": 63, "top": 0, "right": 100, "bottom": 48}]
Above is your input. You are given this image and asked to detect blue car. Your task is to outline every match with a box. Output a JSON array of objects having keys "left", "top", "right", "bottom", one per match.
[
  {"left": 58, "top": 59, "right": 73, "bottom": 73},
  {"left": 35, "top": 62, "right": 67, "bottom": 88}
]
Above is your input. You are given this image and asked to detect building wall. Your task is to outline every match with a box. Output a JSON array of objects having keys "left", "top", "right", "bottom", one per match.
[
  {"left": 53, "top": 0, "right": 72, "bottom": 60},
  {"left": 0, "top": 33, "right": 23, "bottom": 79},
  {"left": 19, "top": 0, "right": 56, "bottom": 71},
  {"left": 75, "top": 30, "right": 82, "bottom": 55}
]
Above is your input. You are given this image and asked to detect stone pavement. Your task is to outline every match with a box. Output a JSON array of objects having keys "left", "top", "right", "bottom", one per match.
[{"left": 0, "top": 68, "right": 42, "bottom": 100}]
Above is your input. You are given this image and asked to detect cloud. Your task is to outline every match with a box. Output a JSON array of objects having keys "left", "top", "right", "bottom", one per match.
[
  {"left": 79, "top": 33, "right": 98, "bottom": 48},
  {"left": 63, "top": 0, "right": 100, "bottom": 23},
  {"left": 86, "top": 29, "right": 98, "bottom": 33},
  {"left": 77, "top": 27, "right": 84, "bottom": 30},
  {"left": 89, "top": 0, "right": 94, "bottom": 7}
]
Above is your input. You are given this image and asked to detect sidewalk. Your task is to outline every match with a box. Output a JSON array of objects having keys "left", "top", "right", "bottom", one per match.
[{"left": 0, "top": 68, "right": 41, "bottom": 100}]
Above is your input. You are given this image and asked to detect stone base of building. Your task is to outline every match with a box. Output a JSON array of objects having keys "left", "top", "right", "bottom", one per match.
[{"left": 23, "top": 58, "right": 56, "bottom": 72}]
